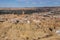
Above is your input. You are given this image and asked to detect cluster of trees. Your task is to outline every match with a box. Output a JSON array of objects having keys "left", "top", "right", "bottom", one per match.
[
  {"left": 0, "top": 7, "right": 59, "bottom": 14},
  {"left": 0, "top": 10, "right": 22, "bottom": 14},
  {"left": 0, "top": 10, "right": 40, "bottom": 14}
]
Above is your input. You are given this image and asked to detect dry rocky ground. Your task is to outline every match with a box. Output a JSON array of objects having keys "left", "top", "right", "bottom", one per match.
[{"left": 0, "top": 13, "right": 60, "bottom": 40}]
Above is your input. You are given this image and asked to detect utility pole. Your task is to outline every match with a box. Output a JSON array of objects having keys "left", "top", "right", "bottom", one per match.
[{"left": 22, "top": 10, "right": 25, "bottom": 15}]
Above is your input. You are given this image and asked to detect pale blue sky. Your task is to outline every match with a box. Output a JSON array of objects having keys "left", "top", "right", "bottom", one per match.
[{"left": 0, "top": 0, "right": 60, "bottom": 7}]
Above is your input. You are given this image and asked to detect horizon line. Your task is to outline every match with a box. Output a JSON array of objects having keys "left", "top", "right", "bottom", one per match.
[{"left": 0, "top": 6, "right": 60, "bottom": 8}]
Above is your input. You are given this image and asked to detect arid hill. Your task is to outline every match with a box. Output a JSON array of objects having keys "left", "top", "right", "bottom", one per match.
[{"left": 0, "top": 7, "right": 60, "bottom": 40}]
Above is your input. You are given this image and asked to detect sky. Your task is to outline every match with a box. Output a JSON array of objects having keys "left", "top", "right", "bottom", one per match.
[{"left": 0, "top": 0, "right": 60, "bottom": 7}]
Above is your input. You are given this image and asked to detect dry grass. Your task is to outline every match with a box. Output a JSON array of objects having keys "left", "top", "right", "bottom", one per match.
[{"left": 0, "top": 13, "right": 60, "bottom": 40}]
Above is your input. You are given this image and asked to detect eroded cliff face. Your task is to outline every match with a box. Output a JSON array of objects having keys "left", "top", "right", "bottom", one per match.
[{"left": 0, "top": 13, "right": 60, "bottom": 40}]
